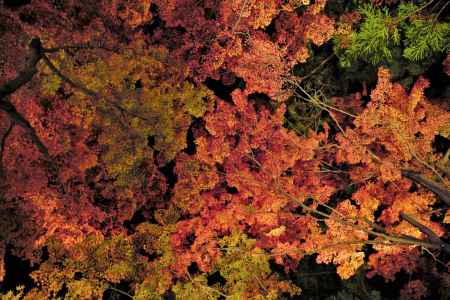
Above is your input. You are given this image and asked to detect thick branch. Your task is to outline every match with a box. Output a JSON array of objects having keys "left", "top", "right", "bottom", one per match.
[
  {"left": 0, "top": 101, "right": 49, "bottom": 157},
  {"left": 0, "top": 38, "right": 50, "bottom": 158},
  {"left": 0, "top": 122, "right": 13, "bottom": 178},
  {"left": 0, "top": 38, "right": 42, "bottom": 99},
  {"left": 402, "top": 170, "right": 450, "bottom": 206},
  {"left": 400, "top": 212, "right": 450, "bottom": 253},
  {"left": 400, "top": 212, "right": 441, "bottom": 243},
  {"left": 42, "top": 41, "right": 116, "bottom": 54}
]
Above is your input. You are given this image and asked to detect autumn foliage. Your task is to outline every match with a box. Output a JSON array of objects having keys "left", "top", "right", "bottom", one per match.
[{"left": 0, "top": 0, "right": 449, "bottom": 299}]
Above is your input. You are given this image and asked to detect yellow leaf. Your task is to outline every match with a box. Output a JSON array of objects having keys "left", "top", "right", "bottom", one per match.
[
  {"left": 266, "top": 225, "right": 286, "bottom": 237},
  {"left": 444, "top": 211, "right": 450, "bottom": 224}
]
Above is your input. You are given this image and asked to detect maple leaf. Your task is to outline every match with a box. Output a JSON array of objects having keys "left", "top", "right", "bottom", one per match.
[
  {"left": 40, "top": 40, "right": 214, "bottom": 190},
  {"left": 29, "top": 233, "right": 146, "bottom": 298},
  {"left": 367, "top": 245, "right": 420, "bottom": 282},
  {"left": 266, "top": 225, "right": 287, "bottom": 238},
  {"left": 303, "top": 13, "right": 335, "bottom": 46},
  {"left": 331, "top": 67, "right": 449, "bottom": 279},
  {"left": 306, "top": 0, "right": 328, "bottom": 15},
  {"left": 274, "top": 12, "right": 309, "bottom": 64},
  {"left": 351, "top": 183, "right": 380, "bottom": 222},
  {"left": 4, "top": 0, "right": 119, "bottom": 50},
  {"left": 172, "top": 153, "right": 220, "bottom": 213},
  {"left": 218, "top": 0, "right": 280, "bottom": 30},
  {"left": 336, "top": 67, "right": 450, "bottom": 182},
  {"left": 5, "top": 0, "right": 449, "bottom": 297},
  {"left": 228, "top": 32, "right": 288, "bottom": 100},
  {"left": 315, "top": 200, "right": 370, "bottom": 279},
  {"left": 172, "top": 274, "right": 217, "bottom": 300},
  {"left": 169, "top": 91, "right": 341, "bottom": 285},
  {"left": 109, "top": 0, "right": 153, "bottom": 28},
  {"left": 154, "top": 0, "right": 208, "bottom": 29},
  {"left": 1, "top": 125, "right": 49, "bottom": 197},
  {"left": 399, "top": 280, "right": 428, "bottom": 300},
  {"left": 274, "top": 10, "right": 334, "bottom": 65},
  {"left": 215, "top": 230, "right": 300, "bottom": 299}
]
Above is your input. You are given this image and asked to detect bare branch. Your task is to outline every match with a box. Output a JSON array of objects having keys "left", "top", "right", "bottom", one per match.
[
  {"left": 0, "top": 121, "right": 13, "bottom": 178},
  {"left": 400, "top": 212, "right": 450, "bottom": 254},
  {"left": 0, "top": 101, "right": 49, "bottom": 158},
  {"left": 0, "top": 38, "right": 42, "bottom": 99},
  {"left": 41, "top": 54, "right": 99, "bottom": 98},
  {"left": 402, "top": 170, "right": 450, "bottom": 206},
  {"left": 400, "top": 212, "right": 441, "bottom": 243},
  {"left": 0, "top": 38, "right": 50, "bottom": 158},
  {"left": 297, "top": 54, "right": 335, "bottom": 83},
  {"left": 42, "top": 41, "right": 117, "bottom": 53}
]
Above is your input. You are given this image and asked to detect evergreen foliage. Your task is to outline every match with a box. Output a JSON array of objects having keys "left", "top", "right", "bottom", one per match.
[
  {"left": 402, "top": 18, "right": 450, "bottom": 61},
  {"left": 346, "top": 4, "right": 400, "bottom": 65},
  {"left": 336, "top": 2, "right": 450, "bottom": 66}
]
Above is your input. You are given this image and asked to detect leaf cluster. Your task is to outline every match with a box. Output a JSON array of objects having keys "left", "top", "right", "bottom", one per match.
[{"left": 336, "top": 2, "right": 450, "bottom": 66}]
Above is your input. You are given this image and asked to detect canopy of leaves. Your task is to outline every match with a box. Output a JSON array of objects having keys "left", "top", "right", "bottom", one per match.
[{"left": 0, "top": 0, "right": 449, "bottom": 299}]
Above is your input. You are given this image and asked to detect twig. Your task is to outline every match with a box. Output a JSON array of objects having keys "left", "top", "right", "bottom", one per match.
[
  {"left": 279, "top": 188, "right": 447, "bottom": 251},
  {"left": 394, "top": 0, "right": 436, "bottom": 24},
  {"left": 294, "top": 85, "right": 356, "bottom": 118},
  {"left": 297, "top": 54, "right": 335, "bottom": 83},
  {"left": 254, "top": 274, "right": 268, "bottom": 295},
  {"left": 187, "top": 272, "right": 229, "bottom": 298},
  {"left": 106, "top": 287, "right": 134, "bottom": 299},
  {"left": 433, "top": 0, "right": 450, "bottom": 23},
  {"left": 232, "top": 0, "right": 250, "bottom": 34},
  {"left": 409, "top": 148, "right": 446, "bottom": 183}
]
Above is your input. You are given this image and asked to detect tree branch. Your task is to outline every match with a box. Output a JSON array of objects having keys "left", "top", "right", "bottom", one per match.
[
  {"left": 0, "top": 38, "right": 50, "bottom": 158},
  {"left": 0, "top": 122, "right": 14, "bottom": 178},
  {"left": 0, "top": 101, "right": 49, "bottom": 157},
  {"left": 42, "top": 54, "right": 156, "bottom": 124},
  {"left": 400, "top": 212, "right": 450, "bottom": 253},
  {"left": 401, "top": 170, "right": 450, "bottom": 206},
  {"left": 0, "top": 38, "right": 42, "bottom": 99},
  {"left": 41, "top": 54, "right": 99, "bottom": 98},
  {"left": 42, "top": 41, "right": 117, "bottom": 54}
]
